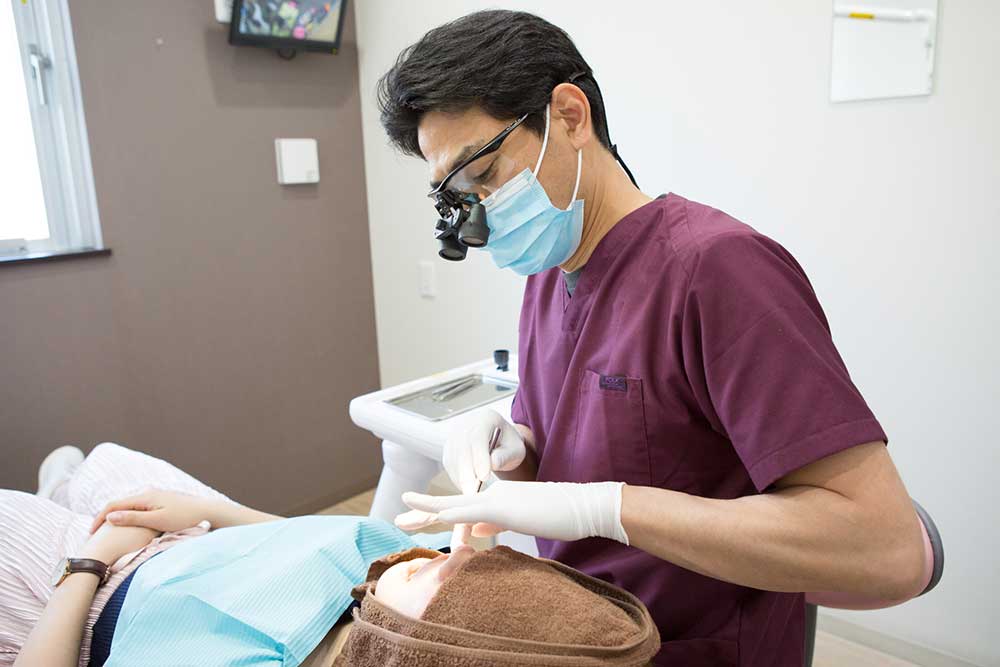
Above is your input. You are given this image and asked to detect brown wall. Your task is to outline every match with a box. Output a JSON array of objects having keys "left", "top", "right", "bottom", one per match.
[{"left": 0, "top": 1, "right": 383, "bottom": 514}]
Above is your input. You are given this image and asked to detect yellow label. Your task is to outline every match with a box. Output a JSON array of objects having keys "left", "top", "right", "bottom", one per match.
[{"left": 849, "top": 12, "right": 875, "bottom": 19}]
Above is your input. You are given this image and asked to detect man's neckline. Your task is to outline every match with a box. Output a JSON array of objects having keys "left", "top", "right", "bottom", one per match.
[
  {"left": 560, "top": 193, "right": 672, "bottom": 299},
  {"left": 564, "top": 193, "right": 670, "bottom": 275}
]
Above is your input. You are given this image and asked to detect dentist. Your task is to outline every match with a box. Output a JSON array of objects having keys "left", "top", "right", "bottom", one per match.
[{"left": 380, "top": 10, "right": 926, "bottom": 666}]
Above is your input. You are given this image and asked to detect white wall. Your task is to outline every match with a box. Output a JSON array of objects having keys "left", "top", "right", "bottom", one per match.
[{"left": 355, "top": 2, "right": 999, "bottom": 665}]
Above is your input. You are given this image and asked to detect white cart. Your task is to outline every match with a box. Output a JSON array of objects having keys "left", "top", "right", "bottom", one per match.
[{"left": 349, "top": 354, "right": 537, "bottom": 555}]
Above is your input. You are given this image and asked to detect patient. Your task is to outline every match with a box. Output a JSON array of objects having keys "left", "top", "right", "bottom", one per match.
[
  {"left": 2, "top": 443, "right": 658, "bottom": 667},
  {"left": 3, "top": 442, "right": 424, "bottom": 667},
  {"left": 337, "top": 545, "right": 661, "bottom": 666}
]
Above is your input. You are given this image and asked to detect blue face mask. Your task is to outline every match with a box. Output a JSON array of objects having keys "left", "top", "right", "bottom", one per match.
[{"left": 481, "top": 105, "right": 584, "bottom": 276}]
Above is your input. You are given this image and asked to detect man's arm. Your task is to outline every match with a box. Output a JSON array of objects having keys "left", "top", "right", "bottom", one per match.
[
  {"left": 621, "top": 441, "right": 926, "bottom": 600},
  {"left": 399, "top": 436, "right": 926, "bottom": 600}
]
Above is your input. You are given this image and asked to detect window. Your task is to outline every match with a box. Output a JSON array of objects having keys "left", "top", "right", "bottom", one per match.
[{"left": 1, "top": 0, "right": 102, "bottom": 259}]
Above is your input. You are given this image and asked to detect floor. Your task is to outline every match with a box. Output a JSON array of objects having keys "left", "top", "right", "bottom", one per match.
[
  {"left": 322, "top": 488, "right": 924, "bottom": 667},
  {"left": 813, "top": 632, "right": 923, "bottom": 667}
]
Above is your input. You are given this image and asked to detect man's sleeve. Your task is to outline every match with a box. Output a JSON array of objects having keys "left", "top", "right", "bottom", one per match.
[{"left": 681, "top": 232, "right": 888, "bottom": 491}]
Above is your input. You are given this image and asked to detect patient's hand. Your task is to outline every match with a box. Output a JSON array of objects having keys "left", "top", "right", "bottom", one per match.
[
  {"left": 90, "top": 489, "right": 220, "bottom": 534},
  {"left": 81, "top": 522, "right": 160, "bottom": 567}
]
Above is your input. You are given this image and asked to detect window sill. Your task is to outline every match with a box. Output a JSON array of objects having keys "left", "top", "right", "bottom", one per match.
[{"left": 0, "top": 246, "right": 112, "bottom": 267}]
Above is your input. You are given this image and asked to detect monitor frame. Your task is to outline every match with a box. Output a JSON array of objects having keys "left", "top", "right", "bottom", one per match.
[{"left": 228, "top": 0, "right": 349, "bottom": 55}]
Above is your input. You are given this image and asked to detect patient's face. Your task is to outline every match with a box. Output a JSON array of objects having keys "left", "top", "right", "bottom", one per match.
[{"left": 374, "top": 546, "right": 475, "bottom": 619}]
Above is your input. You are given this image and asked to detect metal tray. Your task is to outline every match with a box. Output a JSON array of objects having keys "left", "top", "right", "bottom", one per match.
[{"left": 384, "top": 374, "right": 517, "bottom": 421}]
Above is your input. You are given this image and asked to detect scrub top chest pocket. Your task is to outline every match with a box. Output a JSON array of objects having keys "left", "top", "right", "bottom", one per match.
[{"left": 570, "top": 369, "right": 652, "bottom": 487}]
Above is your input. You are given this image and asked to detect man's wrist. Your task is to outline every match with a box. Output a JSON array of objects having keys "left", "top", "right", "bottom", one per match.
[{"left": 589, "top": 481, "right": 629, "bottom": 545}]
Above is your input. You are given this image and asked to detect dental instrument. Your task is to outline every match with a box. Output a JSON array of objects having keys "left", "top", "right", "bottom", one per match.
[{"left": 475, "top": 426, "right": 503, "bottom": 494}]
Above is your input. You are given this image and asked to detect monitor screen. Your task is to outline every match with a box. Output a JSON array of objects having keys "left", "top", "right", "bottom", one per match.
[{"left": 229, "top": 0, "right": 348, "bottom": 54}]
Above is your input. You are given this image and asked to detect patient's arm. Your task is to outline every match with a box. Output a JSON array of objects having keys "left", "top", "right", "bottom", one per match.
[
  {"left": 90, "top": 489, "right": 282, "bottom": 534},
  {"left": 207, "top": 499, "right": 283, "bottom": 528},
  {"left": 14, "top": 524, "right": 158, "bottom": 667},
  {"left": 14, "top": 568, "right": 100, "bottom": 667}
]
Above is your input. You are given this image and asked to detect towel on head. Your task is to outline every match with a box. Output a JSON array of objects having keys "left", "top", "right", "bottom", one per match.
[{"left": 335, "top": 545, "right": 660, "bottom": 666}]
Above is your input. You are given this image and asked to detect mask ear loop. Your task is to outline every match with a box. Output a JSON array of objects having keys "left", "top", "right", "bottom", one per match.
[
  {"left": 531, "top": 105, "right": 551, "bottom": 179},
  {"left": 533, "top": 104, "right": 583, "bottom": 211},
  {"left": 567, "top": 149, "right": 582, "bottom": 208}
]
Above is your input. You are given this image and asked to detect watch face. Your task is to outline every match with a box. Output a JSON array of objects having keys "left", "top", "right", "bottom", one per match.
[{"left": 51, "top": 558, "right": 69, "bottom": 587}]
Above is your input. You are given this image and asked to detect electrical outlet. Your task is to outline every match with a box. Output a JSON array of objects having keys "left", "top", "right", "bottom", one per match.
[{"left": 419, "top": 260, "right": 436, "bottom": 298}]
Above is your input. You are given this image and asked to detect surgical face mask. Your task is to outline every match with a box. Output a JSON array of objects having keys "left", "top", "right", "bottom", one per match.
[{"left": 479, "top": 105, "right": 584, "bottom": 276}]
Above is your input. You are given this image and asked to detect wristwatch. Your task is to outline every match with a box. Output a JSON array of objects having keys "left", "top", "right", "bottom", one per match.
[{"left": 51, "top": 558, "right": 111, "bottom": 588}]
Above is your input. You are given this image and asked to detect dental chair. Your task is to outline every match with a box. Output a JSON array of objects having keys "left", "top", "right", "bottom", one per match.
[{"left": 803, "top": 499, "right": 944, "bottom": 666}]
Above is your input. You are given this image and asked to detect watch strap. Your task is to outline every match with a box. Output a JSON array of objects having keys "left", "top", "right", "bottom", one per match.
[{"left": 58, "top": 558, "right": 110, "bottom": 587}]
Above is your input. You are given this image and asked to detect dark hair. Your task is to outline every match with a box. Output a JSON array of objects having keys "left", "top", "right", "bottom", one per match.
[{"left": 376, "top": 10, "right": 613, "bottom": 158}]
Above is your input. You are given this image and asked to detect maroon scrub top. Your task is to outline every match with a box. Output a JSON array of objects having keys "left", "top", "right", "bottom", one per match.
[{"left": 510, "top": 194, "right": 888, "bottom": 667}]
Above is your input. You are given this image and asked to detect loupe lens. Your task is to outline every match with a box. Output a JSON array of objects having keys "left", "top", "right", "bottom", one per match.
[
  {"left": 457, "top": 203, "right": 489, "bottom": 248},
  {"left": 438, "top": 233, "right": 468, "bottom": 261}
]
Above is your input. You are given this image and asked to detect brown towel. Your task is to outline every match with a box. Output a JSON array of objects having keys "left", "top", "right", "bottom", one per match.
[{"left": 335, "top": 546, "right": 660, "bottom": 666}]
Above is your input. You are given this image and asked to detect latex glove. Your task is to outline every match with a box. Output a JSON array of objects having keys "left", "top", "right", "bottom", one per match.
[
  {"left": 450, "top": 523, "right": 474, "bottom": 552},
  {"left": 443, "top": 409, "right": 526, "bottom": 495},
  {"left": 395, "top": 480, "right": 630, "bottom": 545}
]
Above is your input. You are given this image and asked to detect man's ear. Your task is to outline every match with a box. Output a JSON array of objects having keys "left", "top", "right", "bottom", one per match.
[{"left": 550, "top": 82, "right": 593, "bottom": 151}]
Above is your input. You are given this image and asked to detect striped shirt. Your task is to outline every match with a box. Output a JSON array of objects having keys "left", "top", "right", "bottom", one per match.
[
  {"left": 1, "top": 443, "right": 230, "bottom": 666},
  {"left": 0, "top": 490, "right": 207, "bottom": 667}
]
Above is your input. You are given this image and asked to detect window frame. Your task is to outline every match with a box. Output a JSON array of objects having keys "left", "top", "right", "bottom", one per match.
[{"left": 4, "top": 0, "right": 103, "bottom": 258}]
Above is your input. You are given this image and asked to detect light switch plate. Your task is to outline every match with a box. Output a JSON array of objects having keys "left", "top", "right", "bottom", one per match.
[{"left": 275, "top": 138, "right": 320, "bottom": 185}]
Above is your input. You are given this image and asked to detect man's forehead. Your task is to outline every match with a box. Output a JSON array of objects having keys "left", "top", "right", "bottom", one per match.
[{"left": 419, "top": 109, "right": 505, "bottom": 185}]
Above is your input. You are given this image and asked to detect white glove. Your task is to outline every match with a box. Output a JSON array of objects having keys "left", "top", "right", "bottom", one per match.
[
  {"left": 395, "top": 480, "right": 630, "bottom": 545},
  {"left": 442, "top": 409, "right": 526, "bottom": 495}
]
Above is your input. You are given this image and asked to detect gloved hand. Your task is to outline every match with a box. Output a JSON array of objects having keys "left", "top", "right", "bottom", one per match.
[
  {"left": 395, "top": 480, "right": 630, "bottom": 545},
  {"left": 443, "top": 409, "right": 526, "bottom": 495}
]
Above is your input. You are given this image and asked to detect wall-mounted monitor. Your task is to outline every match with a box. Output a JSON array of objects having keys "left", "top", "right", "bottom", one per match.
[{"left": 229, "top": 0, "right": 348, "bottom": 54}]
